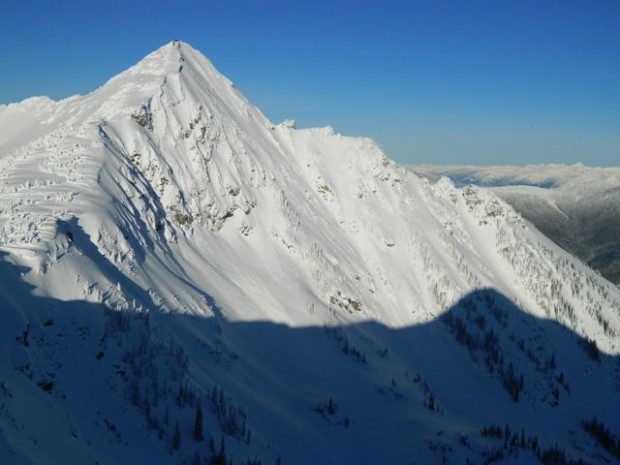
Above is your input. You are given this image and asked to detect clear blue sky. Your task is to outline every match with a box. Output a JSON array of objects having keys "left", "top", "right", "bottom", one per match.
[{"left": 1, "top": 0, "right": 619, "bottom": 166}]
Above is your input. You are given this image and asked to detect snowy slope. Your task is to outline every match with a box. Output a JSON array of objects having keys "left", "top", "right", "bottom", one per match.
[
  {"left": 1, "top": 42, "right": 620, "bottom": 465},
  {"left": 411, "top": 164, "right": 620, "bottom": 287}
]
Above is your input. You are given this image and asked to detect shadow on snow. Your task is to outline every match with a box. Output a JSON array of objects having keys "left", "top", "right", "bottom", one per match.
[{"left": 0, "top": 249, "right": 619, "bottom": 465}]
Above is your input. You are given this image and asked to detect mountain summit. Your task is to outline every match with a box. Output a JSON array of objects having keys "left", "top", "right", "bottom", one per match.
[{"left": 1, "top": 42, "right": 619, "bottom": 464}]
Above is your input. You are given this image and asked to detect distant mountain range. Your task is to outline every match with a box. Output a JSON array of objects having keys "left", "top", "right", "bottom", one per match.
[{"left": 1, "top": 42, "right": 619, "bottom": 464}]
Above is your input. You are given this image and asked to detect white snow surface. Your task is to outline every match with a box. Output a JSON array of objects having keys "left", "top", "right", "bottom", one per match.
[
  {"left": 1, "top": 42, "right": 620, "bottom": 465},
  {"left": 411, "top": 163, "right": 620, "bottom": 286}
]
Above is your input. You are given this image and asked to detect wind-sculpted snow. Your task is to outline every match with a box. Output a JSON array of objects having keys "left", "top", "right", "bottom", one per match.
[{"left": 1, "top": 42, "right": 620, "bottom": 464}]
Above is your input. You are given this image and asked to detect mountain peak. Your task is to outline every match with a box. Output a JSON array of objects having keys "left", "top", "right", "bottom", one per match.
[
  {"left": 104, "top": 41, "right": 185, "bottom": 85},
  {"left": 122, "top": 40, "right": 223, "bottom": 83},
  {"left": 135, "top": 39, "right": 195, "bottom": 68},
  {"left": 85, "top": 40, "right": 246, "bottom": 124}
]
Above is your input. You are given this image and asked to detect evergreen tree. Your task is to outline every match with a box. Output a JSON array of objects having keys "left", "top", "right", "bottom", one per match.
[
  {"left": 209, "top": 437, "right": 227, "bottom": 465},
  {"left": 194, "top": 404, "right": 204, "bottom": 442},
  {"left": 172, "top": 421, "right": 181, "bottom": 450}
]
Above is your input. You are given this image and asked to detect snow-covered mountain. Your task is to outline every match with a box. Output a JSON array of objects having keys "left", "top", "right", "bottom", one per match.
[
  {"left": 1, "top": 41, "right": 620, "bottom": 465},
  {"left": 410, "top": 164, "right": 620, "bottom": 287}
]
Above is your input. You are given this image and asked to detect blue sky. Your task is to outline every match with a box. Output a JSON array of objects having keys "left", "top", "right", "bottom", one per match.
[{"left": 1, "top": 0, "right": 619, "bottom": 166}]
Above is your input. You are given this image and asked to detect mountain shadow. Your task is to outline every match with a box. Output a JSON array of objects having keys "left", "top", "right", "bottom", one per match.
[{"left": 0, "top": 251, "right": 619, "bottom": 465}]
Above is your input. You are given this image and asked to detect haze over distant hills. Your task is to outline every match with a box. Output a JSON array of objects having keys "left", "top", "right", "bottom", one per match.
[
  {"left": 1, "top": 42, "right": 620, "bottom": 465},
  {"left": 410, "top": 164, "right": 620, "bottom": 287}
]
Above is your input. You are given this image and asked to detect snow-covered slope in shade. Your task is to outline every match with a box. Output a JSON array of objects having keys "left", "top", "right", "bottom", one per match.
[
  {"left": 411, "top": 163, "right": 620, "bottom": 287},
  {"left": 1, "top": 42, "right": 620, "bottom": 465}
]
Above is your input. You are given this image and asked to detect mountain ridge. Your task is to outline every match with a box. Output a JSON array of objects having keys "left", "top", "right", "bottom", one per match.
[{"left": 410, "top": 163, "right": 620, "bottom": 287}]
